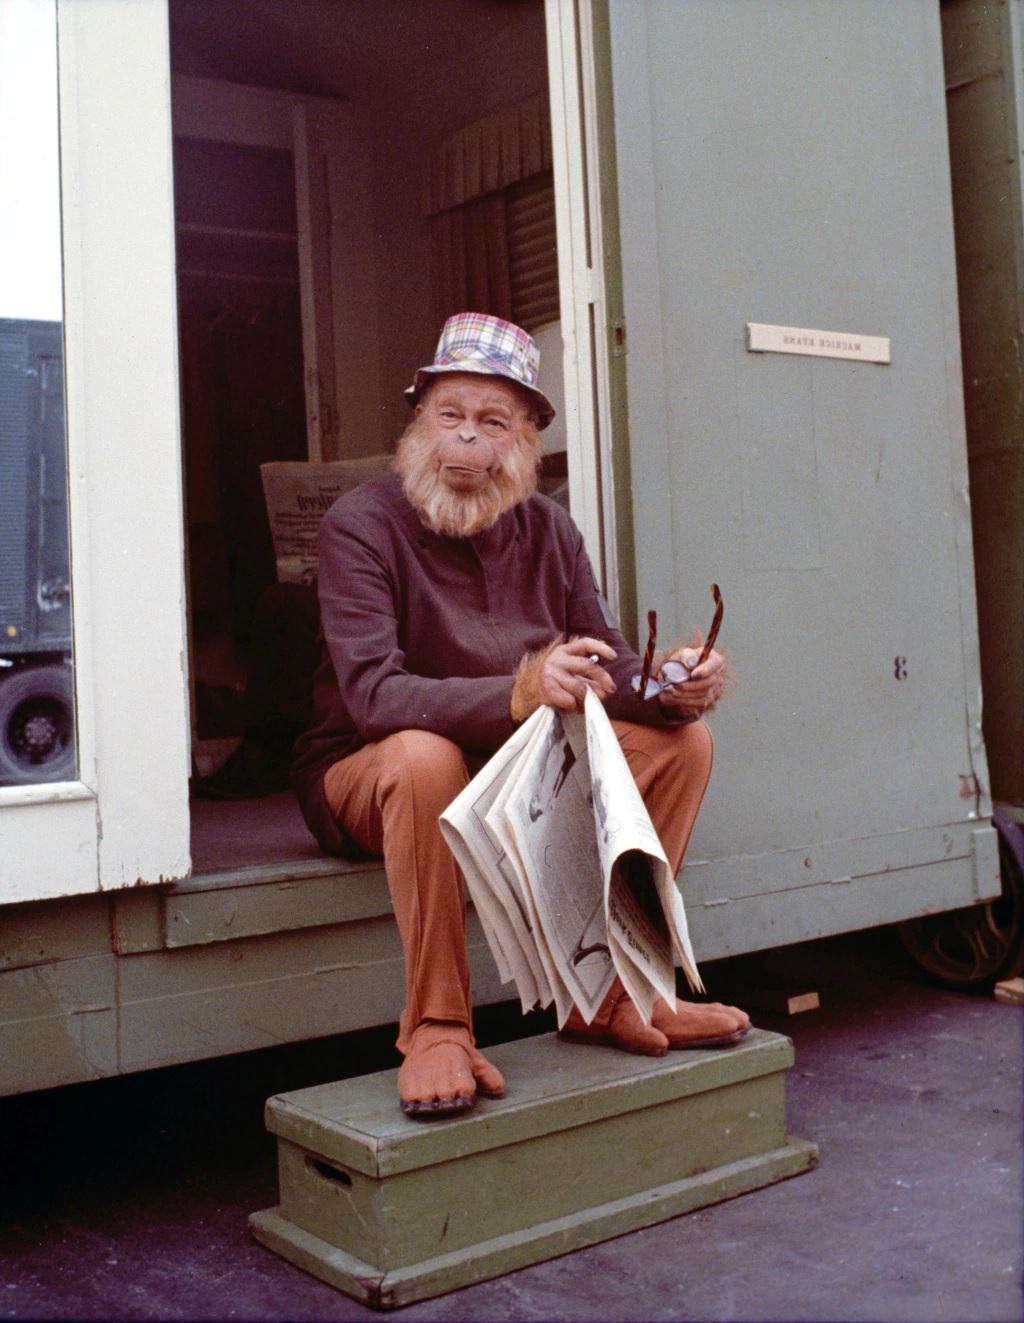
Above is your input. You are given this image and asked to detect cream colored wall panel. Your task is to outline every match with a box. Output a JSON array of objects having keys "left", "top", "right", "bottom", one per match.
[{"left": 0, "top": 795, "right": 98, "bottom": 903}]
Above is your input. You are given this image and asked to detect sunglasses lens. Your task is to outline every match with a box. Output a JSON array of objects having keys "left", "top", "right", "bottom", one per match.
[
  {"left": 632, "top": 674, "right": 664, "bottom": 700},
  {"left": 660, "top": 660, "right": 689, "bottom": 685}
]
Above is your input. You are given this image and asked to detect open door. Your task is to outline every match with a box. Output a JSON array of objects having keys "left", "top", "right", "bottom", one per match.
[{"left": 607, "top": 0, "right": 999, "bottom": 956}]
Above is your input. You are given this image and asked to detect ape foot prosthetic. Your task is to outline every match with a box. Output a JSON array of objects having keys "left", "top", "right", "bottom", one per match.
[
  {"left": 398, "top": 1020, "right": 506, "bottom": 1118},
  {"left": 652, "top": 993, "right": 751, "bottom": 1048},
  {"left": 559, "top": 978, "right": 750, "bottom": 1055}
]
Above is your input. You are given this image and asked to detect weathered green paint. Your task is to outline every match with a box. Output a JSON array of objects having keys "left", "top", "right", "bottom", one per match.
[
  {"left": 0, "top": 0, "right": 1012, "bottom": 1100},
  {"left": 0, "top": 903, "right": 505, "bottom": 1095},
  {"left": 252, "top": 1144, "right": 815, "bottom": 1311},
  {"left": 942, "top": 0, "right": 1024, "bottom": 803},
  {"left": 685, "top": 821, "right": 987, "bottom": 904},
  {"left": 686, "top": 820, "right": 1000, "bottom": 956},
  {"left": 163, "top": 860, "right": 390, "bottom": 948},
  {"left": 276, "top": 1079, "right": 785, "bottom": 1266},
  {"left": 111, "top": 889, "right": 165, "bottom": 954},
  {"left": 165, "top": 854, "right": 371, "bottom": 894},
  {"left": 0, "top": 953, "right": 118, "bottom": 1091},
  {"left": 589, "top": 0, "right": 638, "bottom": 646},
  {"left": 265, "top": 1028, "right": 795, "bottom": 1178},
  {"left": 0, "top": 816, "right": 998, "bottom": 1094},
  {"left": 691, "top": 852, "right": 994, "bottom": 959},
  {"left": 608, "top": 0, "right": 991, "bottom": 944},
  {"left": 115, "top": 914, "right": 502, "bottom": 1076},
  {"left": 0, "top": 892, "right": 113, "bottom": 971},
  {"left": 250, "top": 1029, "right": 816, "bottom": 1308}
]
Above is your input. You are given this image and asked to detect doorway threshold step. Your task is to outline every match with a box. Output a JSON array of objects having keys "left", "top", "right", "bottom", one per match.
[{"left": 250, "top": 1028, "right": 817, "bottom": 1310}]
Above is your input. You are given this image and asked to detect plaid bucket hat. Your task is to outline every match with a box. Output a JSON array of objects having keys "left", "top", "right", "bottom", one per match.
[{"left": 404, "top": 312, "right": 556, "bottom": 429}]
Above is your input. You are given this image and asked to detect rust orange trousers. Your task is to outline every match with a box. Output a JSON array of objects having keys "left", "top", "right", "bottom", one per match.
[{"left": 324, "top": 719, "right": 714, "bottom": 1053}]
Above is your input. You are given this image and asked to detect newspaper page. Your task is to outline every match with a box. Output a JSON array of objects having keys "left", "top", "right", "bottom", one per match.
[
  {"left": 438, "top": 704, "right": 552, "bottom": 1012},
  {"left": 440, "top": 689, "right": 704, "bottom": 1029},
  {"left": 259, "top": 456, "right": 391, "bottom": 583},
  {"left": 581, "top": 688, "right": 703, "bottom": 1017},
  {"left": 496, "top": 708, "right": 616, "bottom": 1024},
  {"left": 484, "top": 712, "right": 576, "bottom": 1023}
]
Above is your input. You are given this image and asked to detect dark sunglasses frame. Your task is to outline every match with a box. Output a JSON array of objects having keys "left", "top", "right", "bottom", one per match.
[{"left": 634, "top": 584, "right": 723, "bottom": 701}]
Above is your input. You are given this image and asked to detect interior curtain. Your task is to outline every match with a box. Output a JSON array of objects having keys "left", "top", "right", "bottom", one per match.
[
  {"left": 427, "top": 93, "right": 552, "bottom": 216},
  {"left": 431, "top": 192, "right": 512, "bottom": 323},
  {"left": 428, "top": 94, "right": 551, "bottom": 322}
]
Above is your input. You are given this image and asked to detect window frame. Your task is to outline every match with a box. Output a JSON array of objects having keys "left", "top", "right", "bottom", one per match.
[{"left": 1, "top": 0, "right": 190, "bottom": 904}]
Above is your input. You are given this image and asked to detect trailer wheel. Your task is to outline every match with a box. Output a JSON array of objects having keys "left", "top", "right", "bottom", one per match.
[
  {"left": 897, "top": 811, "right": 1024, "bottom": 989},
  {"left": 0, "top": 664, "right": 75, "bottom": 784}
]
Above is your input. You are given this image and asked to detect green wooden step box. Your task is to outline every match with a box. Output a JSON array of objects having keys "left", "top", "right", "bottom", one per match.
[{"left": 250, "top": 1028, "right": 817, "bottom": 1310}]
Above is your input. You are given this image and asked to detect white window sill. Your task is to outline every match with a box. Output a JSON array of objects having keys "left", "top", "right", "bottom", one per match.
[{"left": 0, "top": 779, "right": 95, "bottom": 809}]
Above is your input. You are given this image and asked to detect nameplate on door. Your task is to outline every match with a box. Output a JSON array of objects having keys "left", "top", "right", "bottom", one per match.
[{"left": 746, "top": 322, "right": 891, "bottom": 364}]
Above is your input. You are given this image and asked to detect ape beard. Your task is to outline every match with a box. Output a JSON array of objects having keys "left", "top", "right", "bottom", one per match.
[{"left": 394, "top": 417, "right": 542, "bottom": 539}]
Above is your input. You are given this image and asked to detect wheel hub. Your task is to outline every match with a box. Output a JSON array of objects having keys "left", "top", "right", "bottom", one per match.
[{"left": 21, "top": 712, "right": 59, "bottom": 757}]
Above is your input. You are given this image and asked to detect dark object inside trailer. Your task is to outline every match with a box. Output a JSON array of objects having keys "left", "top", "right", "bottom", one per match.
[{"left": 0, "top": 318, "right": 74, "bottom": 785}]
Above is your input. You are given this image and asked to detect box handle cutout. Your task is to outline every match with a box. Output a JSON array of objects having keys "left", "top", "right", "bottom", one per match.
[{"left": 307, "top": 1156, "right": 352, "bottom": 1187}]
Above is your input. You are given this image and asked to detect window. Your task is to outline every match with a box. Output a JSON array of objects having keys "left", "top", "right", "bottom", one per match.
[
  {"left": 0, "top": 0, "right": 76, "bottom": 789},
  {"left": 1, "top": 0, "right": 190, "bottom": 903}
]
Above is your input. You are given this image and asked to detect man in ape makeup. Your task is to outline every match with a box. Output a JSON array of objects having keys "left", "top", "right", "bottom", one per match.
[{"left": 291, "top": 313, "right": 748, "bottom": 1116}]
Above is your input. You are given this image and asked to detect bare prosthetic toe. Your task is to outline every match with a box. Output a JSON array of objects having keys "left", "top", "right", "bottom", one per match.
[
  {"left": 651, "top": 996, "right": 751, "bottom": 1049},
  {"left": 558, "top": 980, "right": 670, "bottom": 1057},
  {"left": 398, "top": 1021, "right": 506, "bottom": 1119}
]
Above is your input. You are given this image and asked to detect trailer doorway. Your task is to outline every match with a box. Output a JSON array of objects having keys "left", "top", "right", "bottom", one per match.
[{"left": 168, "top": 0, "right": 590, "bottom": 873}]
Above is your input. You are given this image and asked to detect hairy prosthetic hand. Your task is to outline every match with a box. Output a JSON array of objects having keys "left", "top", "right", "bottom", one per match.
[
  {"left": 653, "top": 634, "right": 734, "bottom": 720},
  {"left": 509, "top": 635, "right": 616, "bottom": 723}
]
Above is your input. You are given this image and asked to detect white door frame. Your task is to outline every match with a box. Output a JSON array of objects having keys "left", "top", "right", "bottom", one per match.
[{"left": 546, "top": 0, "right": 620, "bottom": 609}]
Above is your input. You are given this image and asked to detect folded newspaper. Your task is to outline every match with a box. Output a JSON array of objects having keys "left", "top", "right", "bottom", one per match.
[
  {"left": 260, "top": 456, "right": 391, "bottom": 583},
  {"left": 440, "top": 688, "right": 703, "bottom": 1028}
]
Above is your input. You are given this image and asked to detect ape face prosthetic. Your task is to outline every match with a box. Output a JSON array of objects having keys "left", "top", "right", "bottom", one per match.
[{"left": 395, "top": 373, "right": 542, "bottom": 539}]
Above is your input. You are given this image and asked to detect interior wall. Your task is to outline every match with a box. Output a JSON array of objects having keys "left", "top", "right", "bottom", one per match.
[
  {"left": 364, "top": 1, "right": 550, "bottom": 447},
  {"left": 368, "top": 117, "right": 435, "bottom": 448},
  {"left": 169, "top": 0, "right": 552, "bottom": 457}
]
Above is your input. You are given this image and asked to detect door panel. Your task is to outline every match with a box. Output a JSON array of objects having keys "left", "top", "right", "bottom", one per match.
[{"left": 609, "top": 0, "right": 995, "bottom": 944}]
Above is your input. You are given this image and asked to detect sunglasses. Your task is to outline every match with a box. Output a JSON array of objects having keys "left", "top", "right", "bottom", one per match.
[{"left": 632, "top": 583, "right": 723, "bottom": 702}]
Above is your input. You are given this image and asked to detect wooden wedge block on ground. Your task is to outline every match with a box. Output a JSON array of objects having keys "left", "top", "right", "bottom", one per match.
[
  {"left": 719, "top": 984, "right": 825, "bottom": 1010},
  {"left": 250, "top": 1028, "right": 817, "bottom": 1310},
  {"left": 733, "top": 986, "right": 821, "bottom": 1016},
  {"left": 994, "top": 976, "right": 1024, "bottom": 1005}
]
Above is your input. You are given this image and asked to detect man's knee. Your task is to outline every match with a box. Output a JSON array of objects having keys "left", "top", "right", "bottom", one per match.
[
  {"left": 618, "top": 716, "right": 714, "bottom": 776},
  {"left": 675, "top": 717, "right": 714, "bottom": 777},
  {"left": 378, "top": 729, "right": 468, "bottom": 806}
]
